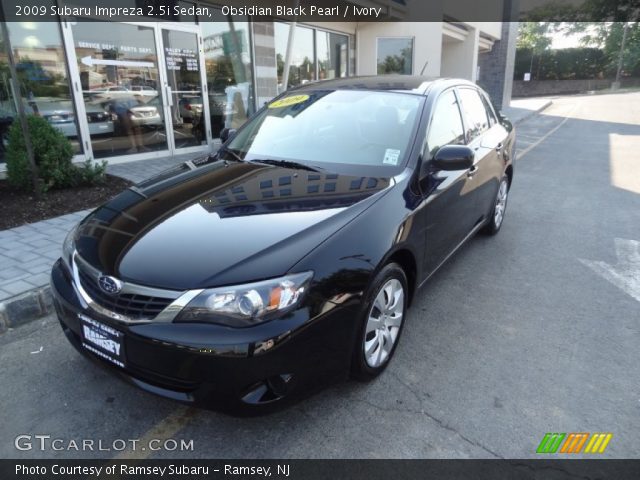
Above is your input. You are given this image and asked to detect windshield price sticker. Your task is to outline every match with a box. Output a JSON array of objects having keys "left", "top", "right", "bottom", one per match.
[
  {"left": 269, "top": 95, "right": 310, "bottom": 109},
  {"left": 383, "top": 149, "right": 401, "bottom": 165}
]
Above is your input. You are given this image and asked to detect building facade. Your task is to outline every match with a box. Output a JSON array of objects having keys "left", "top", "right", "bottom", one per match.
[{"left": 0, "top": 2, "right": 514, "bottom": 169}]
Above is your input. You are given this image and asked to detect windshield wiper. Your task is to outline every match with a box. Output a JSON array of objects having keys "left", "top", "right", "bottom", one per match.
[
  {"left": 217, "top": 146, "right": 244, "bottom": 163},
  {"left": 249, "top": 159, "right": 323, "bottom": 172}
]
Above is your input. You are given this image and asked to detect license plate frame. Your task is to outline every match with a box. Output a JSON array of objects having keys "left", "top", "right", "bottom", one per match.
[{"left": 79, "top": 314, "right": 126, "bottom": 368}]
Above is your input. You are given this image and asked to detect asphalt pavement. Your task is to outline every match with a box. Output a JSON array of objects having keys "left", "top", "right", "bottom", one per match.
[{"left": 1, "top": 91, "right": 639, "bottom": 459}]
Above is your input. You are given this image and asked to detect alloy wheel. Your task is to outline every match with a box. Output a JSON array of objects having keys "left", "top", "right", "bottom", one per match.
[
  {"left": 494, "top": 179, "right": 508, "bottom": 228},
  {"left": 364, "top": 278, "right": 405, "bottom": 368}
]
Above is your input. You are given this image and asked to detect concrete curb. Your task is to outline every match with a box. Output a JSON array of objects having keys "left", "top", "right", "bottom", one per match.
[
  {"left": 0, "top": 285, "right": 53, "bottom": 334},
  {"left": 511, "top": 100, "right": 552, "bottom": 126}
]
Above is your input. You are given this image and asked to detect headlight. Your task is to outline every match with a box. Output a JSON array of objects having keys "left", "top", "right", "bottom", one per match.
[
  {"left": 61, "top": 226, "right": 77, "bottom": 270},
  {"left": 175, "top": 272, "right": 313, "bottom": 328}
]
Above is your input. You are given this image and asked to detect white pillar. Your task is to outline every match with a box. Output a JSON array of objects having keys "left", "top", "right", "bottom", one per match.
[{"left": 440, "top": 26, "right": 480, "bottom": 81}]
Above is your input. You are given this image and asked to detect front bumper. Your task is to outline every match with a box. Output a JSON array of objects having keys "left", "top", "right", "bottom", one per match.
[
  {"left": 50, "top": 259, "right": 358, "bottom": 412},
  {"left": 88, "top": 121, "right": 114, "bottom": 136},
  {"left": 130, "top": 114, "right": 162, "bottom": 128}
]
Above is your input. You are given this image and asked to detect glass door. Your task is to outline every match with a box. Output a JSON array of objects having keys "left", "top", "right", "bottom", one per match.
[
  {"left": 67, "top": 21, "right": 169, "bottom": 159},
  {"left": 158, "top": 25, "right": 210, "bottom": 154},
  {"left": 64, "top": 21, "right": 210, "bottom": 162}
]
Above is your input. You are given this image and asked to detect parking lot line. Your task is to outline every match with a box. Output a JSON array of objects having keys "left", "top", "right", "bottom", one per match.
[
  {"left": 114, "top": 405, "right": 197, "bottom": 460},
  {"left": 518, "top": 105, "right": 576, "bottom": 159}
]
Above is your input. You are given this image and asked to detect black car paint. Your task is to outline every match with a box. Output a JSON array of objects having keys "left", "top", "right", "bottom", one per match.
[
  {"left": 51, "top": 76, "right": 515, "bottom": 411},
  {"left": 73, "top": 161, "right": 392, "bottom": 289}
]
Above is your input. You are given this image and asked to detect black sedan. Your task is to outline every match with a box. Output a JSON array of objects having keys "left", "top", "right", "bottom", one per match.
[{"left": 51, "top": 76, "right": 515, "bottom": 412}]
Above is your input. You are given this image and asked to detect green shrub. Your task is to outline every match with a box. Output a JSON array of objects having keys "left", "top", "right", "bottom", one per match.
[
  {"left": 76, "top": 159, "right": 108, "bottom": 185},
  {"left": 6, "top": 115, "right": 106, "bottom": 192}
]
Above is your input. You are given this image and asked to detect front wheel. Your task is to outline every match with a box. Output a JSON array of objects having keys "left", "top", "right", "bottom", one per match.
[
  {"left": 351, "top": 263, "right": 408, "bottom": 381},
  {"left": 483, "top": 175, "right": 509, "bottom": 235}
]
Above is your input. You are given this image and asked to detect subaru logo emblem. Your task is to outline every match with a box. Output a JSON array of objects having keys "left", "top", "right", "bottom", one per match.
[{"left": 98, "top": 275, "right": 122, "bottom": 295}]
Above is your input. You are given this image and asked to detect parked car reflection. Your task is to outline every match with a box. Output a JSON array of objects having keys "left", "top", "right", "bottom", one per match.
[
  {"left": 26, "top": 98, "right": 114, "bottom": 137},
  {"left": 92, "top": 96, "right": 164, "bottom": 154},
  {"left": 131, "top": 85, "right": 158, "bottom": 98},
  {"left": 99, "top": 96, "right": 162, "bottom": 133},
  {"left": 178, "top": 96, "right": 203, "bottom": 123}
]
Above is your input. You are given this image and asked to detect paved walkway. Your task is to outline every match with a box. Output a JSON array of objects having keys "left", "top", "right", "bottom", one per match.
[
  {"left": 0, "top": 210, "right": 91, "bottom": 301},
  {"left": 107, "top": 151, "right": 207, "bottom": 184}
]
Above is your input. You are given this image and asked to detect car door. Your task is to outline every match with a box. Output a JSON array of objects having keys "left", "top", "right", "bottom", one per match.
[
  {"left": 456, "top": 87, "right": 507, "bottom": 224},
  {"left": 420, "top": 88, "right": 478, "bottom": 276}
]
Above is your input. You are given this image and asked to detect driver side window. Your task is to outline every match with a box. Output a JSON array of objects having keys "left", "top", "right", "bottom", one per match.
[{"left": 426, "top": 90, "right": 465, "bottom": 157}]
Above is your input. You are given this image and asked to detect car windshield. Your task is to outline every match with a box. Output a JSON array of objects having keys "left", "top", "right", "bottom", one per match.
[{"left": 225, "top": 90, "right": 423, "bottom": 170}]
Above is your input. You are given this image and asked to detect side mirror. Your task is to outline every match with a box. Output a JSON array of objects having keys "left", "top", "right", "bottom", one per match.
[
  {"left": 432, "top": 145, "right": 475, "bottom": 171},
  {"left": 497, "top": 111, "right": 513, "bottom": 131},
  {"left": 220, "top": 127, "right": 237, "bottom": 143}
]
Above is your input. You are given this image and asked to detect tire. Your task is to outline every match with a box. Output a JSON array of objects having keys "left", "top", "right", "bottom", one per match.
[
  {"left": 483, "top": 174, "right": 509, "bottom": 235},
  {"left": 351, "top": 263, "right": 408, "bottom": 381}
]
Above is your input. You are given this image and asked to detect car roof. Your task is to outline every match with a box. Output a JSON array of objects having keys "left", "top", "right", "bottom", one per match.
[{"left": 289, "top": 76, "right": 478, "bottom": 96}]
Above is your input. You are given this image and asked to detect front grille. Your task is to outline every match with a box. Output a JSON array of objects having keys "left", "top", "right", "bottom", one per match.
[
  {"left": 77, "top": 268, "right": 173, "bottom": 320},
  {"left": 87, "top": 112, "right": 107, "bottom": 122},
  {"left": 44, "top": 114, "right": 73, "bottom": 123}
]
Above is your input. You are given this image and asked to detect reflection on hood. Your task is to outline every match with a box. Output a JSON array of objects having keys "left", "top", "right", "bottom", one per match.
[{"left": 74, "top": 160, "right": 391, "bottom": 289}]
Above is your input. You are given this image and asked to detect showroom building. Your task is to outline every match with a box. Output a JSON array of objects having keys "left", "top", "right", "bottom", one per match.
[{"left": 0, "top": 0, "right": 515, "bottom": 169}]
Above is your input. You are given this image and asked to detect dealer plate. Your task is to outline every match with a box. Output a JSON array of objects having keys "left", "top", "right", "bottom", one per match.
[{"left": 79, "top": 314, "right": 126, "bottom": 368}]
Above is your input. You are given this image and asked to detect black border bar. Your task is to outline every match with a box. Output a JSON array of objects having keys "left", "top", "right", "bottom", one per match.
[
  {"left": 3, "top": 459, "right": 640, "bottom": 480},
  {"left": 0, "top": 0, "right": 639, "bottom": 22}
]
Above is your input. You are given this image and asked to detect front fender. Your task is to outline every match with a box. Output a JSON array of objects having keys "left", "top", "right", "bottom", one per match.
[{"left": 291, "top": 171, "right": 422, "bottom": 312}]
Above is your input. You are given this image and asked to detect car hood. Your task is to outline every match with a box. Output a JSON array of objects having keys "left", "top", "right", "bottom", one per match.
[{"left": 74, "top": 160, "right": 392, "bottom": 290}]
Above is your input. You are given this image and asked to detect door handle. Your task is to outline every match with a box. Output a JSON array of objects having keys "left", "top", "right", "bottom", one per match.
[{"left": 467, "top": 165, "right": 478, "bottom": 178}]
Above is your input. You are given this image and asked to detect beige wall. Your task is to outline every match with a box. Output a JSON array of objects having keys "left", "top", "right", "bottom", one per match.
[
  {"left": 440, "top": 26, "right": 480, "bottom": 81},
  {"left": 468, "top": 22, "right": 502, "bottom": 40},
  {"left": 355, "top": 22, "right": 443, "bottom": 76},
  {"left": 295, "top": 20, "right": 502, "bottom": 82}
]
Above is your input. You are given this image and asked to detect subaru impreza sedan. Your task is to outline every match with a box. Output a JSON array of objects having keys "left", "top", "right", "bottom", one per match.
[{"left": 51, "top": 76, "right": 515, "bottom": 412}]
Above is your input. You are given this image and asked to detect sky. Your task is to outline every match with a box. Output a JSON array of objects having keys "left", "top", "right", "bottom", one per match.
[
  {"left": 550, "top": 30, "right": 587, "bottom": 49},
  {"left": 548, "top": 23, "right": 601, "bottom": 50}
]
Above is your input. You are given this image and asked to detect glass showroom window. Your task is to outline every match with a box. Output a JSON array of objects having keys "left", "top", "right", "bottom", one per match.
[
  {"left": 275, "top": 23, "right": 316, "bottom": 89},
  {"left": 316, "top": 31, "right": 349, "bottom": 80},
  {"left": 0, "top": 22, "right": 81, "bottom": 161},
  {"left": 377, "top": 37, "right": 414, "bottom": 75},
  {"left": 200, "top": 10, "right": 255, "bottom": 139},
  {"left": 71, "top": 22, "right": 167, "bottom": 158},
  {"left": 0, "top": 27, "right": 16, "bottom": 163}
]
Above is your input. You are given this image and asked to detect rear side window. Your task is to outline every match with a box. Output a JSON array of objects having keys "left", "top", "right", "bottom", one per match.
[
  {"left": 457, "top": 88, "right": 490, "bottom": 142},
  {"left": 480, "top": 92, "right": 498, "bottom": 126},
  {"left": 426, "top": 90, "right": 465, "bottom": 157}
]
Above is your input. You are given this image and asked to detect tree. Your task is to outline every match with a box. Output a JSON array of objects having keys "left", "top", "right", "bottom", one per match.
[
  {"left": 377, "top": 47, "right": 413, "bottom": 75},
  {"left": 517, "top": 23, "right": 553, "bottom": 79},
  {"left": 517, "top": 23, "right": 553, "bottom": 51},
  {"left": 565, "top": 22, "right": 640, "bottom": 78}
]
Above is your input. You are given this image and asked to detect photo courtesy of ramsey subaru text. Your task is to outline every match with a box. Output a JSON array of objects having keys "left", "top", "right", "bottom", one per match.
[{"left": 50, "top": 76, "right": 516, "bottom": 413}]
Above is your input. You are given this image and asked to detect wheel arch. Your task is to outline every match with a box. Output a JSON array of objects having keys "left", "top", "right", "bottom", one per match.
[
  {"left": 381, "top": 247, "right": 418, "bottom": 307},
  {"left": 505, "top": 164, "right": 514, "bottom": 188}
]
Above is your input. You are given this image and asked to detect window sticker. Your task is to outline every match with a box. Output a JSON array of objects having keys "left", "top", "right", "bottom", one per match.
[
  {"left": 268, "top": 94, "right": 310, "bottom": 109},
  {"left": 383, "top": 149, "right": 401, "bottom": 165}
]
